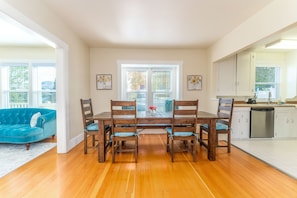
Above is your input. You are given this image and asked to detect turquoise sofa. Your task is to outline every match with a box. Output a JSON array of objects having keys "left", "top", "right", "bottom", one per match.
[{"left": 0, "top": 108, "right": 56, "bottom": 149}]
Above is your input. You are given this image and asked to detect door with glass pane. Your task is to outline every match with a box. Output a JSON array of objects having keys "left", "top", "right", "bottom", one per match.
[
  {"left": 122, "top": 65, "right": 177, "bottom": 112},
  {"left": 125, "top": 69, "right": 148, "bottom": 111}
]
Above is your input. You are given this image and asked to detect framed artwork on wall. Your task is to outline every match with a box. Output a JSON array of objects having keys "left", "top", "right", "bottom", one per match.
[
  {"left": 187, "top": 75, "right": 202, "bottom": 90},
  {"left": 96, "top": 74, "right": 112, "bottom": 90}
]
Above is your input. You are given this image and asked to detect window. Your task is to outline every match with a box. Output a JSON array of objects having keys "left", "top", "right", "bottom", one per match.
[
  {"left": 255, "top": 66, "right": 280, "bottom": 100},
  {"left": 120, "top": 64, "right": 180, "bottom": 112},
  {"left": 0, "top": 62, "right": 56, "bottom": 108}
]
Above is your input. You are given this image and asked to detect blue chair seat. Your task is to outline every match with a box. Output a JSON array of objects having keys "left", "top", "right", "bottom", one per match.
[
  {"left": 165, "top": 127, "right": 194, "bottom": 136},
  {"left": 200, "top": 123, "right": 228, "bottom": 130},
  {"left": 86, "top": 123, "right": 110, "bottom": 132},
  {"left": 86, "top": 123, "right": 98, "bottom": 131},
  {"left": 113, "top": 132, "right": 138, "bottom": 137},
  {"left": 165, "top": 127, "right": 172, "bottom": 134}
]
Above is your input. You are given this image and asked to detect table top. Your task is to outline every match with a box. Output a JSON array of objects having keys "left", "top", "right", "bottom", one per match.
[{"left": 92, "top": 111, "right": 224, "bottom": 120}]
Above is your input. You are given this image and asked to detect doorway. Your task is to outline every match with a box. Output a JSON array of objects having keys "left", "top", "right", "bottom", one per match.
[{"left": 0, "top": 11, "right": 68, "bottom": 153}]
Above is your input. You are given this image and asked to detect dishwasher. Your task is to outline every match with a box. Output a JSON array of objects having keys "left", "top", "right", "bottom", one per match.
[{"left": 250, "top": 107, "right": 274, "bottom": 138}]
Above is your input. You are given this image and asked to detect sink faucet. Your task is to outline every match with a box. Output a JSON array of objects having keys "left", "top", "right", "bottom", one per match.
[{"left": 268, "top": 91, "right": 272, "bottom": 104}]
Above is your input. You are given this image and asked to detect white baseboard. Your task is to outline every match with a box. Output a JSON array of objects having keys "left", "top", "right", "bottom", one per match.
[{"left": 68, "top": 133, "right": 83, "bottom": 151}]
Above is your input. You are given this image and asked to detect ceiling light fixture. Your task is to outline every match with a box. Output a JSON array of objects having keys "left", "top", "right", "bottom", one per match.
[{"left": 265, "top": 39, "right": 297, "bottom": 49}]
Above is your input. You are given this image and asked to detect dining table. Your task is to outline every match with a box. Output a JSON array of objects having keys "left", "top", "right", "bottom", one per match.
[{"left": 92, "top": 110, "right": 227, "bottom": 162}]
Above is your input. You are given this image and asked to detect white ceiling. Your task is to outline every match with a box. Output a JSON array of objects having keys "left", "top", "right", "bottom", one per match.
[{"left": 0, "top": 0, "right": 283, "bottom": 49}]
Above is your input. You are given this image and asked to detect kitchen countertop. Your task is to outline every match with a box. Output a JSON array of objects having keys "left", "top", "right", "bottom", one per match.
[{"left": 234, "top": 103, "right": 297, "bottom": 108}]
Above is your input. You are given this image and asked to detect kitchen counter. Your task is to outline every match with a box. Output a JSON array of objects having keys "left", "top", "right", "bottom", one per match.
[{"left": 234, "top": 103, "right": 297, "bottom": 108}]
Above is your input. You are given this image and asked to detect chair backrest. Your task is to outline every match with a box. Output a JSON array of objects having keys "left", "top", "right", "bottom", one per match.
[
  {"left": 217, "top": 98, "right": 234, "bottom": 128},
  {"left": 80, "top": 98, "right": 95, "bottom": 129},
  {"left": 110, "top": 100, "right": 137, "bottom": 134},
  {"left": 171, "top": 100, "right": 198, "bottom": 135}
]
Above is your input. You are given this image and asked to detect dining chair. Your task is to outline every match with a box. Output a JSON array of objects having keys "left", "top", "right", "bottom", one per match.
[
  {"left": 80, "top": 98, "right": 111, "bottom": 154},
  {"left": 110, "top": 100, "right": 138, "bottom": 163},
  {"left": 165, "top": 99, "right": 198, "bottom": 162},
  {"left": 199, "top": 98, "right": 234, "bottom": 153}
]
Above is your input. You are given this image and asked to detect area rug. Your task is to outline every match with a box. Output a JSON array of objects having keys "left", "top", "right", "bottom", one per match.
[
  {"left": 0, "top": 142, "right": 56, "bottom": 178},
  {"left": 232, "top": 139, "right": 297, "bottom": 179}
]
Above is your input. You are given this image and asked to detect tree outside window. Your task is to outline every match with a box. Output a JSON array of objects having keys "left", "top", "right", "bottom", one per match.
[
  {"left": 255, "top": 66, "right": 280, "bottom": 100},
  {"left": 1, "top": 62, "right": 56, "bottom": 108},
  {"left": 121, "top": 64, "right": 180, "bottom": 112},
  {"left": 9, "top": 65, "right": 29, "bottom": 105}
]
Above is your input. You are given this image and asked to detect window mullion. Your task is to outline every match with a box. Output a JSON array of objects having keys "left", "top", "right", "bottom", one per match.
[{"left": 147, "top": 68, "right": 152, "bottom": 106}]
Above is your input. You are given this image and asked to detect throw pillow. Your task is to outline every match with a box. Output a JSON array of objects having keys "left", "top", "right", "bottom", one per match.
[{"left": 30, "top": 112, "right": 41, "bottom": 127}]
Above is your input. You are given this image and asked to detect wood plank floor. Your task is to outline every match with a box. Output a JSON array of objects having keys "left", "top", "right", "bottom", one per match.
[{"left": 0, "top": 133, "right": 297, "bottom": 197}]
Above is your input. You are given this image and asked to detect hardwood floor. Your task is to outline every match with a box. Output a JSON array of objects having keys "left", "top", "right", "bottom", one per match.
[{"left": 0, "top": 133, "right": 297, "bottom": 197}]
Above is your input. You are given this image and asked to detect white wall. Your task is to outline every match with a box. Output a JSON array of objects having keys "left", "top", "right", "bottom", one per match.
[
  {"left": 0, "top": 46, "right": 55, "bottom": 59},
  {"left": 90, "top": 48, "right": 209, "bottom": 112}
]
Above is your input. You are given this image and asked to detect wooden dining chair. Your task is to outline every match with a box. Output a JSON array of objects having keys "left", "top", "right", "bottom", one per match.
[
  {"left": 165, "top": 99, "right": 198, "bottom": 162},
  {"left": 199, "top": 98, "right": 234, "bottom": 153},
  {"left": 110, "top": 100, "right": 138, "bottom": 163},
  {"left": 80, "top": 98, "right": 111, "bottom": 154}
]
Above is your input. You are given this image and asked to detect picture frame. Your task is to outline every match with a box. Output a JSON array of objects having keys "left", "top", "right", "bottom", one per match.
[
  {"left": 187, "top": 75, "right": 202, "bottom": 90},
  {"left": 96, "top": 74, "right": 112, "bottom": 90}
]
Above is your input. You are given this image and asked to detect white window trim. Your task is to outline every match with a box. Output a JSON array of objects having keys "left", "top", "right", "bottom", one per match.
[
  {"left": 0, "top": 61, "right": 56, "bottom": 108},
  {"left": 117, "top": 60, "right": 183, "bottom": 104}
]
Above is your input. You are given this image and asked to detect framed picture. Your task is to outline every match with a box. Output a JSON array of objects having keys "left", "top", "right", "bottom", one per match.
[
  {"left": 96, "top": 74, "right": 112, "bottom": 90},
  {"left": 187, "top": 75, "right": 202, "bottom": 90}
]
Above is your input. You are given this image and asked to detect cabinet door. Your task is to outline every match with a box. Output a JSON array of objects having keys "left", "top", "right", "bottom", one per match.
[
  {"left": 231, "top": 111, "right": 241, "bottom": 139},
  {"left": 274, "top": 111, "right": 290, "bottom": 138},
  {"left": 274, "top": 108, "right": 297, "bottom": 138},
  {"left": 216, "top": 56, "right": 236, "bottom": 96},
  {"left": 231, "top": 107, "right": 250, "bottom": 140},
  {"left": 239, "top": 110, "right": 250, "bottom": 139},
  {"left": 236, "top": 52, "right": 255, "bottom": 96},
  {"left": 286, "top": 109, "right": 297, "bottom": 137}
]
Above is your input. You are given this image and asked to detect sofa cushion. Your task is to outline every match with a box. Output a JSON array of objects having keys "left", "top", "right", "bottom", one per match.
[
  {"left": 0, "top": 124, "right": 44, "bottom": 143},
  {"left": 0, "top": 108, "right": 56, "bottom": 145},
  {"left": 30, "top": 112, "right": 41, "bottom": 127}
]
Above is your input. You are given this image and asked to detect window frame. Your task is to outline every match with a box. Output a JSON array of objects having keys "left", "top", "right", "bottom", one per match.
[
  {"left": 255, "top": 65, "right": 281, "bottom": 101},
  {"left": 119, "top": 62, "right": 182, "bottom": 112},
  {"left": 0, "top": 61, "right": 56, "bottom": 108}
]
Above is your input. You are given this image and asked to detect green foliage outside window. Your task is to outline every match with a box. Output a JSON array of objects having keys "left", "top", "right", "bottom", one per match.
[
  {"left": 9, "top": 66, "right": 29, "bottom": 103},
  {"left": 255, "top": 67, "right": 280, "bottom": 99},
  {"left": 152, "top": 71, "right": 170, "bottom": 91}
]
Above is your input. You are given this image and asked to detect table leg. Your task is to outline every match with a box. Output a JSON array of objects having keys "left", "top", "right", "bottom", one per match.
[
  {"left": 98, "top": 120, "right": 105, "bottom": 162},
  {"left": 208, "top": 118, "right": 216, "bottom": 161}
]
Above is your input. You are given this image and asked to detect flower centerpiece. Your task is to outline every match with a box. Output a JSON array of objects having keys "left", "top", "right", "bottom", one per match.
[{"left": 149, "top": 105, "right": 157, "bottom": 113}]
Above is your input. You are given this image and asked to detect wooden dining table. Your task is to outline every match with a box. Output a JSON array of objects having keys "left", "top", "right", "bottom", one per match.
[{"left": 92, "top": 110, "right": 226, "bottom": 162}]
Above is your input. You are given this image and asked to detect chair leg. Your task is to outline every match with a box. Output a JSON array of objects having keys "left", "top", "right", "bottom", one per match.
[
  {"left": 112, "top": 139, "right": 115, "bottom": 163},
  {"left": 84, "top": 132, "right": 87, "bottom": 154},
  {"left": 166, "top": 134, "right": 170, "bottom": 152},
  {"left": 92, "top": 134, "right": 96, "bottom": 146},
  {"left": 193, "top": 139, "right": 197, "bottom": 162},
  {"left": 135, "top": 137, "right": 138, "bottom": 163},
  {"left": 227, "top": 133, "right": 231, "bottom": 153},
  {"left": 199, "top": 128, "right": 203, "bottom": 145},
  {"left": 171, "top": 138, "right": 174, "bottom": 162}
]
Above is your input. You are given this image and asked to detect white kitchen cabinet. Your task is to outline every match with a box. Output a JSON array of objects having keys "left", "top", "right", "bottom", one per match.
[
  {"left": 274, "top": 107, "right": 297, "bottom": 138},
  {"left": 216, "top": 52, "right": 255, "bottom": 96},
  {"left": 236, "top": 52, "right": 255, "bottom": 96},
  {"left": 216, "top": 55, "right": 236, "bottom": 96},
  {"left": 231, "top": 107, "right": 250, "bottom": 140}
]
